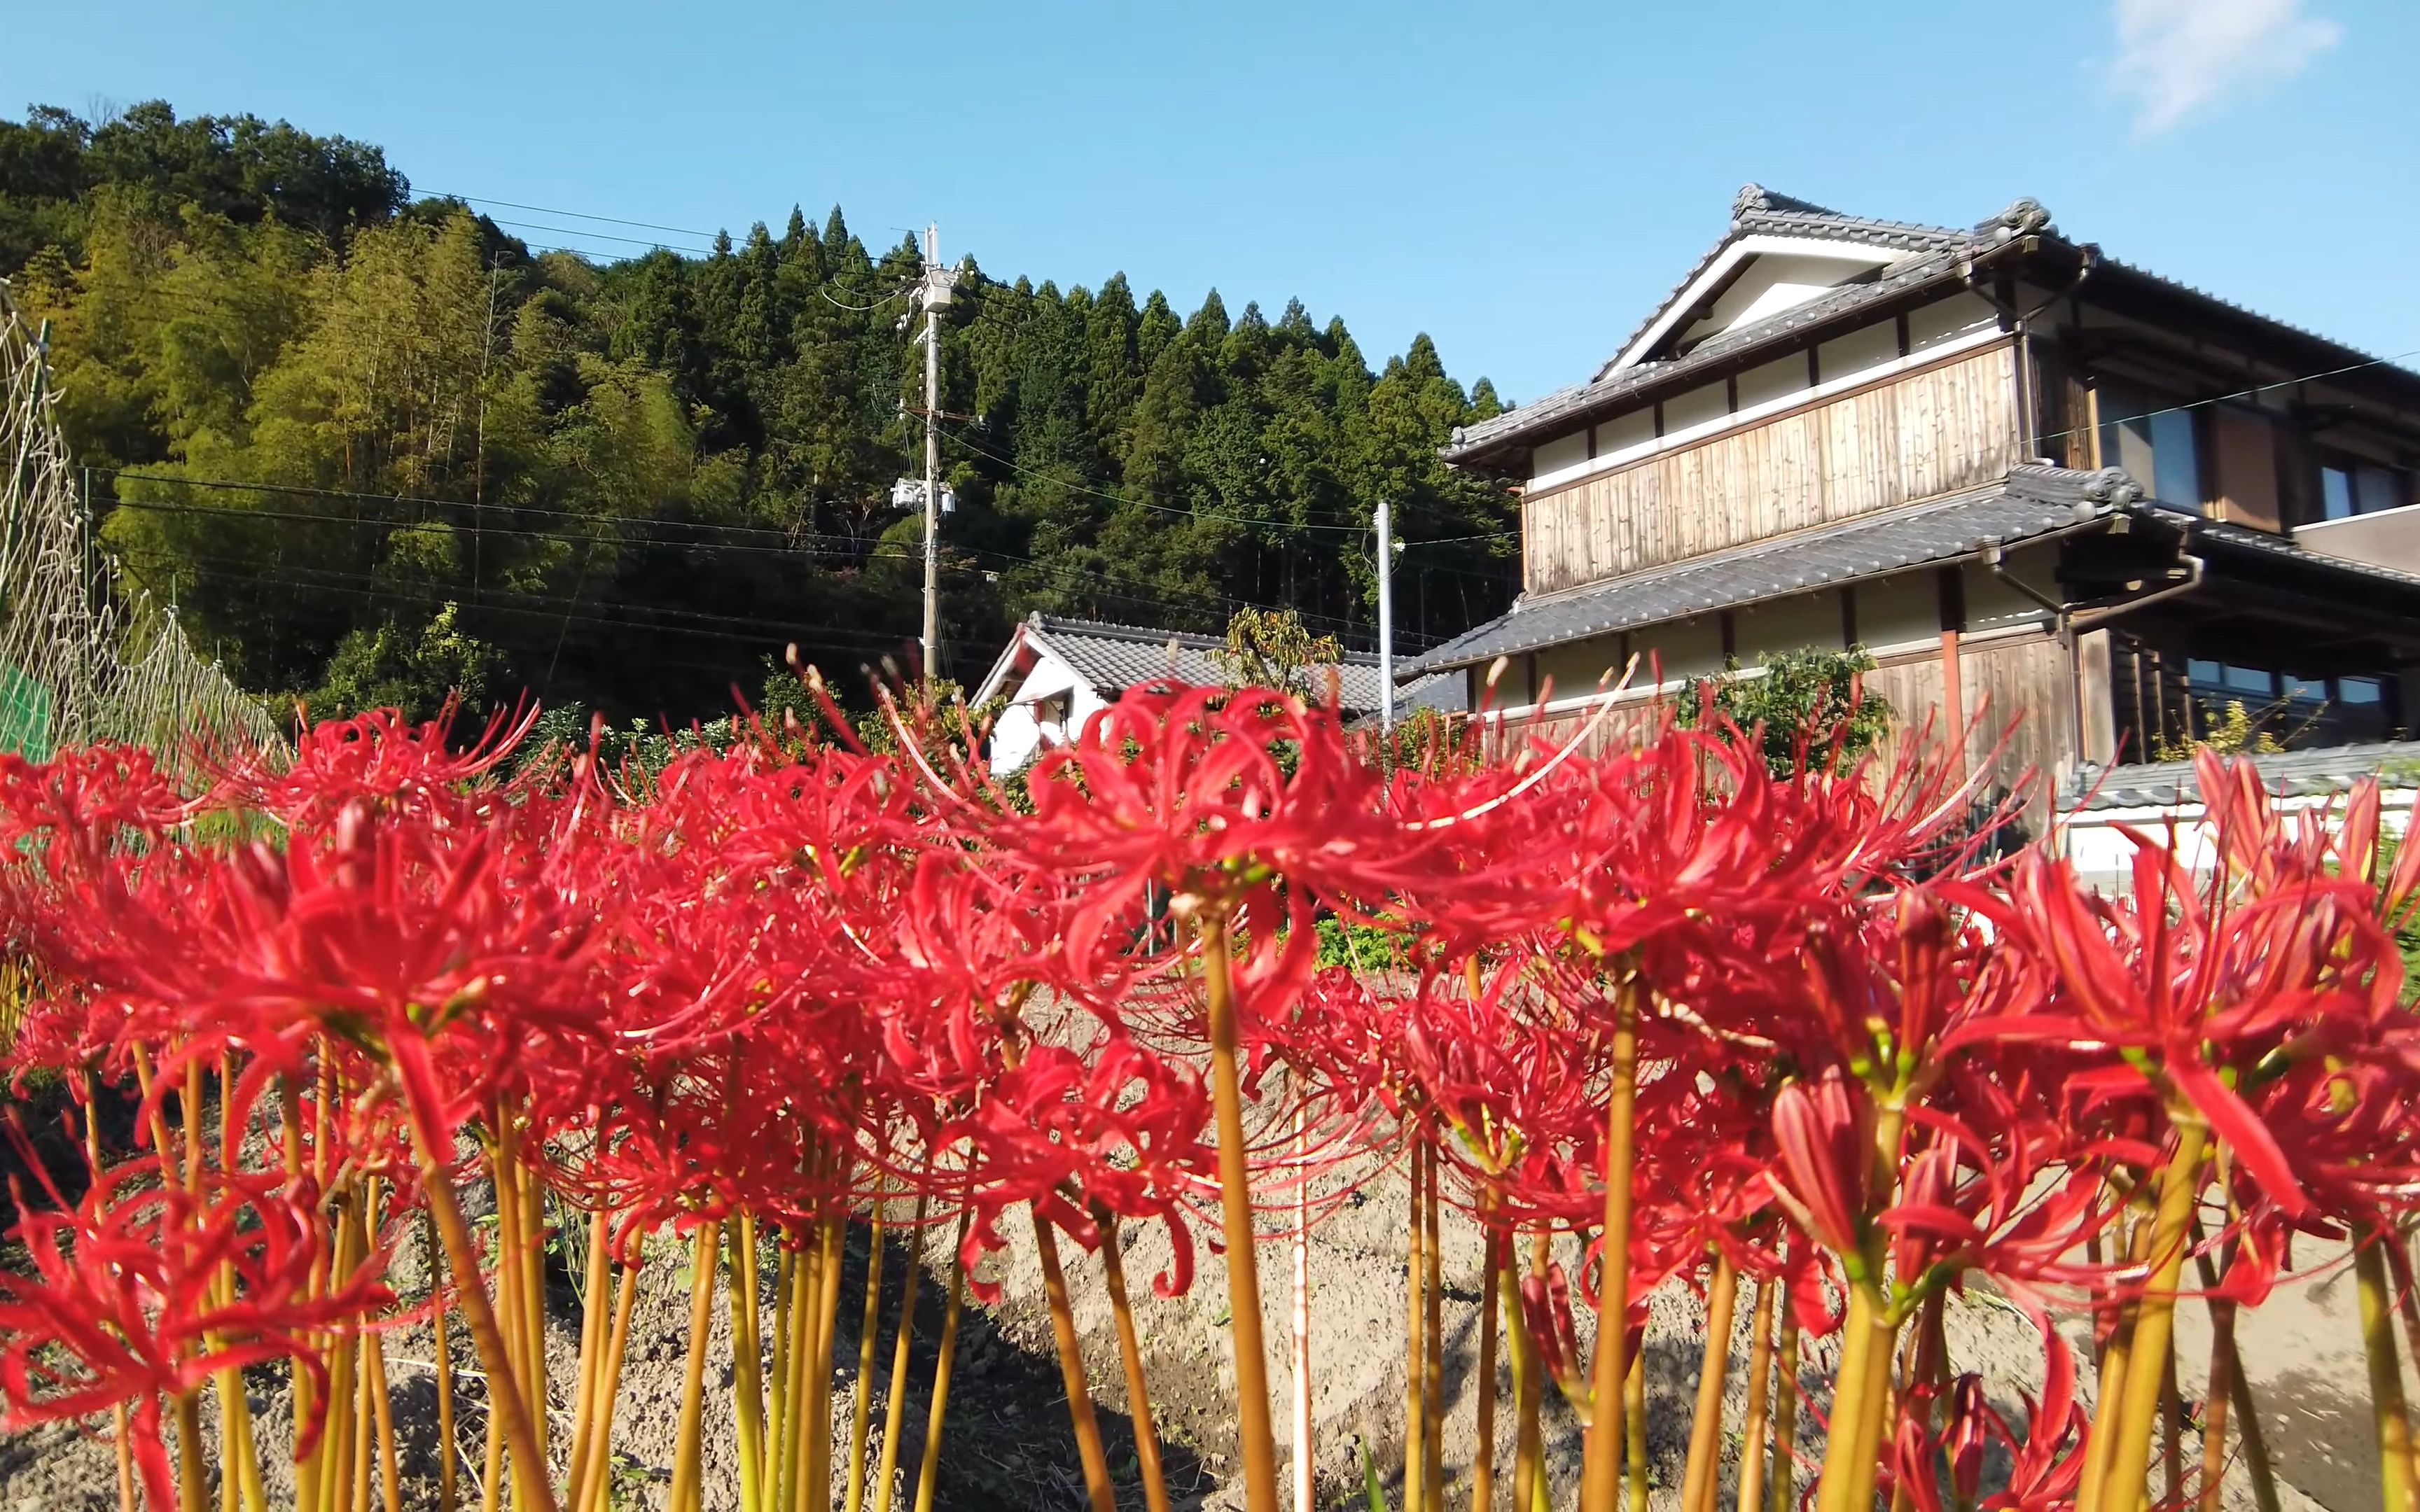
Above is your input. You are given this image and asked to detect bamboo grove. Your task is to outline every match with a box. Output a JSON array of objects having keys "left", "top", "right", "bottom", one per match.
[{"left": 3, "top": 671, "right": 2419, "bottom": 1512}]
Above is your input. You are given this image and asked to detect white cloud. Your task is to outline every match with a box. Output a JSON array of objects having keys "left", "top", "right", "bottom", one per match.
[{"left": 2112, "top": 0, "right": 2342, "bottom": 134}]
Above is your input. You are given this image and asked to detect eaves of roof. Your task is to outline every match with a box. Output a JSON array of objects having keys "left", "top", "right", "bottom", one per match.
[
  {"left": 2078, "top": 739, "right": 2420, "bottom": 811},
  {"left": 1402, "top": 465, "right": 2127, "bottom": 676},
  {"left": 1454, "top": 188, "right": 2420, "bottom": 474},
  {"left": 1446, "top": 244, "right": 1989, "bottom": 468}
]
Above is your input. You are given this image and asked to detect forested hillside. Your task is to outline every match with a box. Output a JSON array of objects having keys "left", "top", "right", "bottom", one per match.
[{"left": 0, "top": 101, "right": 1515, "bottom": 722}]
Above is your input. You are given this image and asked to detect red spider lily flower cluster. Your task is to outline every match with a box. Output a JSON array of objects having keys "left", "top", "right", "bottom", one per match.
[{"left": 2, "top": 676, "right": 2417, "bottom": 1512}]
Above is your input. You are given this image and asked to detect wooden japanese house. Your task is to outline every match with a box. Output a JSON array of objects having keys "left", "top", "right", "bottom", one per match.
[{"left": 1410, "top": 185, "right": 2420, "bottom": 808}]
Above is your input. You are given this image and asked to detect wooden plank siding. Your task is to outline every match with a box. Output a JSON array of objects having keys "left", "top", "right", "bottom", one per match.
[
  {"left": 1521, "top": 341, "right": 2025, "bottom": 596},
  {"left": 1481, "top": 628, "right": 2078, "bottom": 830}
]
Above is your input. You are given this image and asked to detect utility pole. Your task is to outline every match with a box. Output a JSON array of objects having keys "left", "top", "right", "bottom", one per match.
[
  {"left": 917, "top": 222, "right": 954, "bottom": 682},
  {"left": 1375, "top": 498, "right": 1394, "bottom": 734}
]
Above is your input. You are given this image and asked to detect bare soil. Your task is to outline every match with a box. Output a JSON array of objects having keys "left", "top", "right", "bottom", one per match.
[{"left": 0, "top": 1160, "right": 2391, "bottom": 1511}]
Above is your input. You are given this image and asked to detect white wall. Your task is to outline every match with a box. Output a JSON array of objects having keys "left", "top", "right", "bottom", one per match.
[
  {"left": 987, "top": 645, "right": 1111, "bottom": 773},
  {"left": 2062, "top": 783, "right": 2414, "bottom": 895},
  {"left": 1736, "top": 589, "right": 1846, "bottom": 658},
  {"left": 1910, "top": 292, "right": 2001, "bottom": 354},
  {"left": 1676, "top": 251, "right": 1881, "bottom": 346},
  {"left": 1856, "top": 573, "right": 1942, "bottom": 651},
  {"left": 1595, "top": 409, "right": 1655, "bottom": 455},
  {"left": 1818, "top": 321, "right": 1899, "bottom": 382}
]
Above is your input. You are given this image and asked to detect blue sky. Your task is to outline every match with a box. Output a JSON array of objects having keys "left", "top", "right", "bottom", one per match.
[{"left": 8, "top": 0, "right": 2414, "bottom": 403}]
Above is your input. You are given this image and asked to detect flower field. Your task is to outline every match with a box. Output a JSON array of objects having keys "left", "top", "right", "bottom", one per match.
[{"left": 1, "top": 674, "right": 2416, "bottom": 1512}]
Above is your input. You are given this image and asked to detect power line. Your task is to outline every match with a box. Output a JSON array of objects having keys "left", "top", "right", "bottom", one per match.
[
  {"left": 150, "top": 549, "right": 922, "bottom": 654},
  {"left": 419, "top": 192, "right": 721, "bottom": 242},
  {"left": 101, "top": 470, "right": 1440, "bottom": 643},
  {"left": 2029, "top": 342, "right": 2420, "bottom": 452},
  {"left": 941, "top": 422, "right": 1517, "bottom": 552},
  {"left": 486, "top": 218, "right": 711, "bottom": 255}
]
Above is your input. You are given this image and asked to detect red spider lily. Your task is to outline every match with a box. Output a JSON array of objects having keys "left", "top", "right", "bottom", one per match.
[
  {"left": 1768, "top": 1069, "right": 1875, "bottom": 1263},
  {"left": 1961, "top": 829, "right": 2395, "bottom": 1222},
  {"left": 211, "top": 701, "right": 538, "bottom": 825},
  {"left": 1396, "top": 968, "right": 1608, "bottom": 1228},
  {"left": 947, "top": 1035, "right": 1214, "bottom": 1301},
  {"left": 988, "top": 682, "right": 1391, "bottom": 966},
  {"left": 1884, "top": 1373, "right": 1993, "bottom": 1512},
  {"left": 0, "top": 742, "right": 193, "bottom": 861},
  {"left": 0, "top": 1152, "right": 391, "bottom": 1508}
]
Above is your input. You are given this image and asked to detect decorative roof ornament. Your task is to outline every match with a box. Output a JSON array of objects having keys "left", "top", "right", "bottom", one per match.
[
  {"left": 1977, "top": 197, "right": 2055, "bottom": 243},
  {"left": 2079, "top": 467, "right": 2145, "bottom": 508}
]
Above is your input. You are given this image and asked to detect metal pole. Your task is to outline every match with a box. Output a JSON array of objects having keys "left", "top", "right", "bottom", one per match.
[
  {"left": 1376, "top": 498, "right": 1394, "bottom": 734},
  {"left": 921, "top": 223, "right": 943, "bottom": 684}
]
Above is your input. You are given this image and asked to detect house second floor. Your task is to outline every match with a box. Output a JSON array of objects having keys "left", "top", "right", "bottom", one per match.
[{"left": 1442, "top": 186, "right": 2420, "bottom": 596}]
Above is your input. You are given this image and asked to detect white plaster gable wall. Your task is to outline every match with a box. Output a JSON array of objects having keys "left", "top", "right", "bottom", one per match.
[
  {"left": 987, "top": 642, "right": 1113, "bottom": 774},
  {"left": 1611, "top": 235, "right": 1894, "bottom": 375},
  {"left": 1678, "top": 250, "right": 1888, "bottom": 348}
]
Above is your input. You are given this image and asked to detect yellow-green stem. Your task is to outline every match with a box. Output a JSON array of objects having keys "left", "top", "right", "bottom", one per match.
[
  {"left": 1811, "top": 1278, "right": 1882, "bottom": 1512},
  {"left": 1622, "top": 1346, "right": 1648, "bottom": 1512},
  {"left": 1405, "top": 1144, "right": 1428, "bottom": 1512},
  {"left": 1473, "top": 1215, "right": 1502, "bottom": 1512},
  {"left": 1202, "top": 914, "right": 1281, "bottom": 1512},
  {"left": 911, "top": 1210, "right": 972, "bottom": 1512},
  {"left": 83, "top": 1070, "right": 141, "bottom": 1512},
  {"left": 670, "top": 1222, "right": 723, "bottom": 1512},
  {"left": 807, "top": 1214, "right": 849, "bottom": 1512},
  {"left": 843, "top": 1210, "right": 888, "bottom": 1512},
  {"left": 1096, "top": 1200, "right": 1174, "bottom": 1512},
  {"left": 734, "top": 1215, "right": 767, "bottom": 1512},
  {"left": 430, "top": 1212, "right": 459, "bottom": 1512},
  {"left": 2358, "top": 1230, "right": 2418, "bottom": 1512},
  {"left": 517, "top": 1160, "right": 550, "bottom": 1473},
  {"left": 1032, "top": 1208, "right": 1119, "bottom": 1512},
  {"left": 2094, "top": 1120, "right": 2209, "bottom": 1512},
  {"left": 1736, "top": 1275, "right": 1776, "bottom": 1512},
  {"left": 576, "top": 1260, "right": 639, "bottom": 1512},
  {"left": 1509, "top": 1226, "right": 1545, "bottom": 1512},
  {"left": 871, "top": 1190, "right": 934, "bottom": 1509},
  {"left": 401, "top": 1102, "right": 561, "bottom": 1512},
  {"left": 1679, "top": 1250, "right": 1739, "bottom": 1512},
  {"left": 367, "top": 1329, "right": 401, "bottom": 1512},
  {"left": 1582, "top": 979, "right": 1640, "bottom": 1512},
  {"left": 174, "top": 1390, "right": 209, "bottom": 1512},
  {"left": 2384, "top": 1235, "right": 2420, "bottom": 1500},
  {"left": 777, "top": 1235, "right": 815, "bottom": 1512},
  {"left": 767, "top": 1242, "right": 797, "bottom": 1502},
  {"left": 870, "top": 1195, "right": 933, "bottom": 1512},
  {"left": 1768, "top": 1286, "right": 1800, "bottom": 1512},
  {"left": 1423, "top": 1144, "right": 1446, "bottom": 1512}
]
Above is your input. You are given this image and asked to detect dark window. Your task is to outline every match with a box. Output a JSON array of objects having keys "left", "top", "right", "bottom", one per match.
[
  {"left": 2098, "top": 384, "right": 2202, "bottom": 513},
  {"left": 2319, "top": 458, "right": 2409, "bottom": 520},
  {"left": 2339, "top": 676, "right": 2384, "bottom": 706},
  {"left": 2323, "top": 466, "right": 2356, "bottom": 521}
]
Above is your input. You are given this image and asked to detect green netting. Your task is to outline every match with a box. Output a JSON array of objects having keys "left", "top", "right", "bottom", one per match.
[
  {"left": 0, "top": 279, "right": 282, "bottom": 778},
  {"left": 0, "top": 662, "right": 53, "bottom": 761}
]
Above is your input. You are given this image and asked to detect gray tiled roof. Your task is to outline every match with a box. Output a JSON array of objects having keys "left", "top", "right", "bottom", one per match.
[
  {"left": 1585, "top": 187, "right": 1978, "bottom": 395},
  {"left": 1453, "top": 244, "right": 1980, "bottom": 465},
  {"left": 2188, "top": 514, "right": 2420, "bottom": 593},
  {"left": 1402, "top": 465, "right": 2121, "bottom": 675},
  {"left": 2078, "top": 740, "right": 2420, "bottom": 811},
  {"left": 1011, "top": 614, "right": 1460, "bottom": 716},
  {"left": 1456, "top": 186, "right": 2419, "bottom": 468}
]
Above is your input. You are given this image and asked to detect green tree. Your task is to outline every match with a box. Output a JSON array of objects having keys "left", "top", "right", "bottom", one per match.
[
  {"left": 1681, "top": 646, "right": 1896, "bottom": 776},
  {"left": 309, "top": 601, "right": 503, "bottom": 721},
  {"left": 1214, "top": 606, "right": 1342, "bottom": 696}
]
